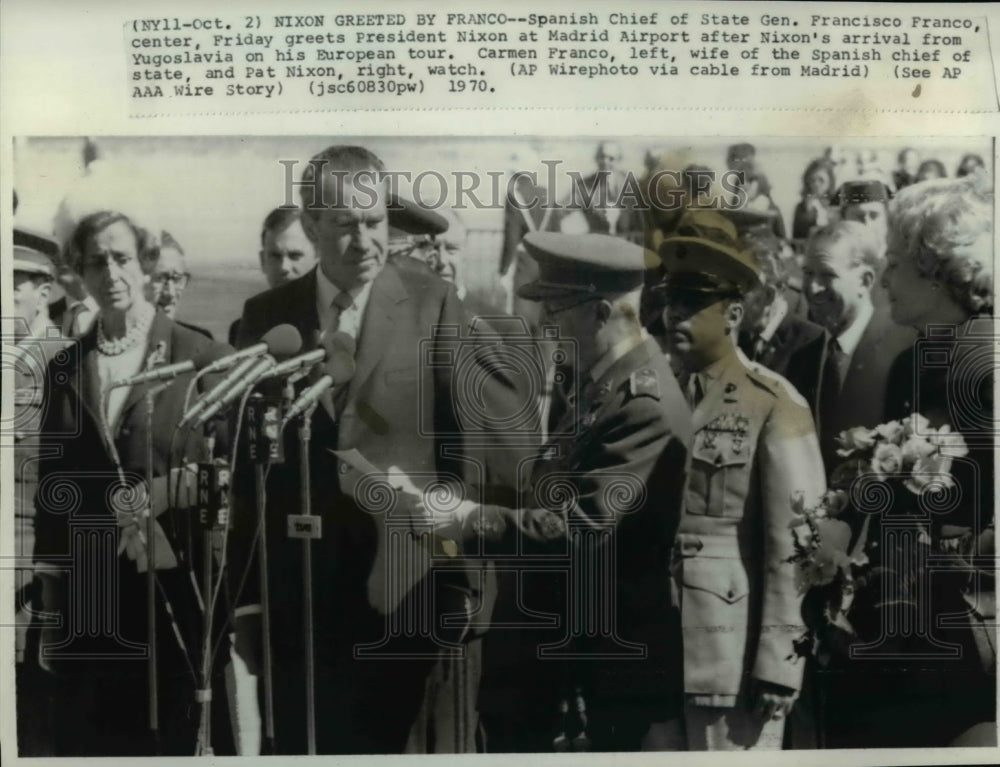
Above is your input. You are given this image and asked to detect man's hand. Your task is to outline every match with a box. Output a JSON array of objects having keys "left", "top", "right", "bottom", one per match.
[
  {"left": 418, "top": 496, "right": 478, "bottom": 541},
  {"left": 752, "top": 680, "right": 797, "bottom": 722}
]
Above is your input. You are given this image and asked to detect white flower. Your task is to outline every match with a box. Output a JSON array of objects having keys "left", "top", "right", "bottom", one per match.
[
  {"left": 875, "top": 420, "right": 906, "bottom": 445},
  {"left": 929, "top": 424, "right": 970, "bottom": 458},
  {"left": 871, "top": 442, "right": 904, "bottom": 479},
  {"left": 905, "top": 452, "right": 956, "bottom": 494},
  {"left": 901, "top": 434, "right": 937, "bottom": 468},
  {"left": 835, "top": 426, "right": 877, "bottom": 457},
  {"left": 902, "top": 412, "right": 932, "bottom": 440}
]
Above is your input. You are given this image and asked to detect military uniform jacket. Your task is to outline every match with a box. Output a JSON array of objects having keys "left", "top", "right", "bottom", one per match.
[
  {"left": 13, "top": 328, "right": 72, "bottom": 521},
  {"left": 675, "top": 349, "right": 825, "bottom": 701},
  {"left": 472, "top": 336, "right": 693, "bottom": 717}
]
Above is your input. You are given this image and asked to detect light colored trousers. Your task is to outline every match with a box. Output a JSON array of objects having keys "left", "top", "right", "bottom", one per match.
[{"left": 642, "top": 704, "right": 786, "bottom": 751}]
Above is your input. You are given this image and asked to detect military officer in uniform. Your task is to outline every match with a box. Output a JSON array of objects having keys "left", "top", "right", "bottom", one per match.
[
  {"left": 12, "top": 228, "right": 70, "bottom": 756},
  {"left": 650, "top": 211, "right": 826, "bottom": 751},
  {"left": 420, "top": 232, "right": 693, "bottom": 752}
]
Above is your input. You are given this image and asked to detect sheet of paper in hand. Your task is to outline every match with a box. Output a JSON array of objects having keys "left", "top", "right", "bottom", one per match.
[{"left": 331, "top": 448, "right": 435, "bottom": 616}]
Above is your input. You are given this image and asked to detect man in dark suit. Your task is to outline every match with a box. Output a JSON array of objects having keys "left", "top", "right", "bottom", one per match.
[
  {"left": 801, "top": 220, "right": 917, "bottom": 468},
  {"left": 148, "top": 230, "right": 214, "bottom": 339},
  {"left": 228, "top": 207, "right": 319, "bottom": 346},
  {"left": 422, "top": 232, "right": 693, "bottom": 752},
  {"left": 738, "top": 228, "right": 827, "bottom": 416},
  {"left": 559, "top": 140, "right": 644, "bottom": 242},
  {"left": 228, "top": 145, "right": 535, "bottom": 755}
]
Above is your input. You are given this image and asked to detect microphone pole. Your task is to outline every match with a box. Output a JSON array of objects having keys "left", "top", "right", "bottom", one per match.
[
  {"left": 290, "top": 387, "right": 321, "bottom": 756},
  {"left": 244, "top": 391, "right": 286, "bottom": 754},
  {"left": 195, "top": 430, "right": 228, "bottom": 756},
  {"left": 144, "top": 381, "right": 172, "bottom": 754}
]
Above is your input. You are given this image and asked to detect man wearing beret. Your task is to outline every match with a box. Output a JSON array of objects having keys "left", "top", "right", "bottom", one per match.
[
  {"left": 651, "top": 210, "right": 826, "bottom": 750},
  {"left": 417, "top": 232, "right": 693, "bottom": 751},
  {"left": 11, "top": 228, "right": 71, "bottom": 755}
]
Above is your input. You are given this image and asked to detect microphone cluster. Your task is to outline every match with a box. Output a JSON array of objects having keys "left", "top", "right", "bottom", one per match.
[{"left": 109, "top": 324, "right": 358, "bottom": 430}]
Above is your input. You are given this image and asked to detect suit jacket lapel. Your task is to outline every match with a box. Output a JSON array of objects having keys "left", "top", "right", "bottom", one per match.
[
  {"left": 294, "top": 269, "right": 321, "bottom": 351},
  {"left": 72, "top": 332, "right": 105, "bottom": 434},
  {"left": 349, "top": 265, "right": 408, "bottom": 398},
  {"left": 64, "top": 330, "right": 117, "bottom": 458}
]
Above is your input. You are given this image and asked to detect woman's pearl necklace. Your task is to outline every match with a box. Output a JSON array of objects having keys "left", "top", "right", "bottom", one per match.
[{"left": 96, "top": 302, "right": 155, "bottom": 356}]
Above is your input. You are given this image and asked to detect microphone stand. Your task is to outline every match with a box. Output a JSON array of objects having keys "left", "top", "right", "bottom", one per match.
[
  {"left": 195, "top": 432, "right": 224, "bottom": 756},
  {"left": 144, "top": 382, "right": 172, "bottom": 754},
  {"left": 295, "top": 396, "right": 319, "bottom": 756},
  {"left": 256, "top": 461, "right": 276, "bottom": 755},
  {"left": 245, "top": 392, "right": 285, "bottom": 755}
]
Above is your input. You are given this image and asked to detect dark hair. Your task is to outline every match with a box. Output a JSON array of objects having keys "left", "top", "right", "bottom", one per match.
[
  {"left": 801, "top": 158, "right": 835, "bottom": 199},
  {"left": 68, "top": 210, "right": 158, "bottom": 274},
  {"left": 916, "top": 159, "right": 948, "bottom": 181},
  {"left": 299, "top": 145, "right": 387, "bottom": 213},
  {"left": 260, "top": 206, "right": 303, "bottom": 245},
  {"left": 727, "top": 143, "right": 756, "bottom": 162},
  {"left": 160, "top": 230, "right": 184, "bottom": 256},
  {"left": 957, "top": 154, "right": 986, "bottom": 177}
]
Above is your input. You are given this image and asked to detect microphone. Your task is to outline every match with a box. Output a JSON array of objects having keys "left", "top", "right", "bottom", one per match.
[
  {"left": 108, "top": 344, "right": 233, "bottom": 389},
  {"left": 110, "top": 357, "right": 199, "bottom": 389},
  {"left": 282, "top": 376, "right": 334, "bottom": 425},
  {"left": 257, "top": 348, "right": 326, "bottom": 383},
  {"left": 200, "top": 324, "right": 302, "bottom": 375},
  {"left": 179, "top": 325, "right": 302, "bottom": 428},
  {"left": 281, "top": 332, "right": 358, "bottom": 426},
  {"left": 192, "top": 355, "right": 277, "bottom": 428}
]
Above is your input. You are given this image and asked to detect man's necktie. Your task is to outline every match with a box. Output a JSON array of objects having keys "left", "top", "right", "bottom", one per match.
[
  {"left": 685, "top": 372, "right": 705, "bottom": 410},
  {"left": 320, "top": 291, "right": 355, "bottom": 420},
  {"left": 819, "top": 338, "right": 848, "bottom": 457},
  {"left": 326, "top": 291, "right": 355, "bottom": 337},
  {"left": 827, "top": 339, "right": 848, "bottom": 391}
]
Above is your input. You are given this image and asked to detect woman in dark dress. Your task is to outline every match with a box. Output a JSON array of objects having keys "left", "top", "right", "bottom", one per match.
[
  {"left": 879, "top": 173, "right": 995, "bottom": 746},
  {"left": 33, "top": 210, "right": 235, "bottom": 755}
]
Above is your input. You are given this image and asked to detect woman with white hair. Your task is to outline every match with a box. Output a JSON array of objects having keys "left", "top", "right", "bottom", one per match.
[
  {"left": 33, "top": 209, "right": 235, "bottom": 755},
  {"left": 879, "top": 173, "right": 995, "bottom": 746}
]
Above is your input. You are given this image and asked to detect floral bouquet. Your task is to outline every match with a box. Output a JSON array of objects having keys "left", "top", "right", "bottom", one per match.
[
  {"left": 831, "top": 413, "right": 968, "bottom": 495},
  {"left": 789, "top": 413, "right": 969, "bottom": 662}
]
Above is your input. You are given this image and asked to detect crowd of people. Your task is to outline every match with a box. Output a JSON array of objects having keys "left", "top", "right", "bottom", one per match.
[{"left": 9, "top": 138, "right": 995, "bottom": 755}]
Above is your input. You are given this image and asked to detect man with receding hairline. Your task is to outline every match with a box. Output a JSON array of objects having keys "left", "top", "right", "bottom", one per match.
[{"left": 228, "top": 144, "right": 534, "bottom": 755}]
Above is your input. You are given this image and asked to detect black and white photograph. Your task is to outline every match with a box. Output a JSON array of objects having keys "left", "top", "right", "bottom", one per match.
[{"left": 6, "top": 134, "right": 996, "bottom": 757}]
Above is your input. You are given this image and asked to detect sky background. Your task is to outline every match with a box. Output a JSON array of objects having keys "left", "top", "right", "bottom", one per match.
[{"left": 13, "top": 134, "right": 991, "bottom": 338}]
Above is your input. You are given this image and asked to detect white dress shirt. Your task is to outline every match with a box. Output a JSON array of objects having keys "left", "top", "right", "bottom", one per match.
[{"left": 835, "top": 298, "right": 874, "bottom": 362}]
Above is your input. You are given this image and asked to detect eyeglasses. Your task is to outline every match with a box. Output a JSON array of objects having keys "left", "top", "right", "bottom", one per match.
[{"left": 152, "top": 271, "right": 190, "bottom": 287}]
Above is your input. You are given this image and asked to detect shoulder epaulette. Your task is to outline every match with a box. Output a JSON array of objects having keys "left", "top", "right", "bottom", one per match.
[{"left": 628, "top": 367, "right": 661, "bottom": 401}]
